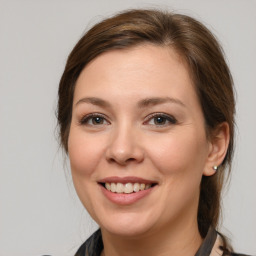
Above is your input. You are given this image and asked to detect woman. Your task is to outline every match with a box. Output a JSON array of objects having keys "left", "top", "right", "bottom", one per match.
[{"left": 57, "top": 9, "right": 250, "bottom": 256}]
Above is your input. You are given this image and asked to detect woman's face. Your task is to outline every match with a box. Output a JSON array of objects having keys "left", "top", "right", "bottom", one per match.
[{"left": 68, "top": 44, "right": 215, "bottom": 237}]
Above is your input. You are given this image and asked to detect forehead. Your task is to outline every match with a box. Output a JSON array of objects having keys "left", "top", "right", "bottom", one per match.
[{"left": 74, "top": 44, "right": 198, "bottom": 107}]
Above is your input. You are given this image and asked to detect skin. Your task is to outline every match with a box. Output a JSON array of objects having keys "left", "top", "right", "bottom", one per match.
[{"left": 68, "top": 44, "right": 229, "bottom": 256}]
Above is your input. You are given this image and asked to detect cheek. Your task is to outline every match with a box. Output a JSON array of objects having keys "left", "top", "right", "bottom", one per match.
[
  {"left": 68, "top": 128, "right": 104, "bottom": 178},
  {"left": 67, "top": 127, "right": 106, "bottom": 216},
  {"left": 146, "top": 131, "right": 208, "bottom": 216},
  {"left": 146, "top": 129, "right": 208, "bottom": 178}
]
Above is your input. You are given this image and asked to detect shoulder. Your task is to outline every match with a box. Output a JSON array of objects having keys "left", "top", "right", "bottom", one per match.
[{"left": 212, "top": 230, "right": 253, "bottom": 256}]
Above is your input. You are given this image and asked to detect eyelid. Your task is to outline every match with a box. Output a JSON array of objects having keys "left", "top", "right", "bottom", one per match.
[
  {"left": 143, "top": 112, "right": 177, "bottom": 126},
  {"left": 78, "top": 112, "right": 176, "bottom": 127},
  {"left": 79, "top": 113, "right": 110, "bottom": 125}
]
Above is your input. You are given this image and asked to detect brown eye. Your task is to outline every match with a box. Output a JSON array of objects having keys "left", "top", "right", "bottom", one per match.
[
  {"left": 154, "top": 116, "right": 167, "bottom": 125},
  {"left": 80, "top": 114, "right": 109, "bottom": 126},
  {"left": 92, "top": 116, "right": 104, "bottom": 125},
  {"left": 145, "top": 113, "right": 177, "bottom": 127}
]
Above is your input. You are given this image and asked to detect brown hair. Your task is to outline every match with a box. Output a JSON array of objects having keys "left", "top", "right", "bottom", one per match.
[{"left": 58, "top": 8, "right": 235, "bottom": 247}]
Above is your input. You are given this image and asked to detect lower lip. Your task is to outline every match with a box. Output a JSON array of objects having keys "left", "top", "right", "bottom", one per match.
[{"left": 100, "top": 185, "right": 155, "bottom": 205}]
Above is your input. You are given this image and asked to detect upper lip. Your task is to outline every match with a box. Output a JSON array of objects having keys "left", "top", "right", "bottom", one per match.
[{"left": 98, "top": 176, "right": 157, "bottom": 184}]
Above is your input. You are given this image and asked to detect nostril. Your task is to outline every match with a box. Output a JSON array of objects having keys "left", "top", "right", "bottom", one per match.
[
  {"left": 107, "top": 156, "right": 137, "bottom": 165},
  {"left": 126, "top": 157, "right": 136, "bottom": 162}
]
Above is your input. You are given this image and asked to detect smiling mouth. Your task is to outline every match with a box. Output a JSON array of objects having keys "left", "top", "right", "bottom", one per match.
[{"left": 100, "top": 182, "right": 156, "bottom": 194}]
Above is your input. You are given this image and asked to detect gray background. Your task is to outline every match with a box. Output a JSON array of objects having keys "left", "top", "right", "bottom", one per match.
[{"left": 0, "top": 0, "right": 255, "bottom": 255}]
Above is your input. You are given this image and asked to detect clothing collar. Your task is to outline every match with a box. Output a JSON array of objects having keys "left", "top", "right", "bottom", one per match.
[
  {"left": 195, "top": 227, "right": 220, "bottom": 256},
  {"left": 76, "top": 227, "right": 221, "bottom": 256}
]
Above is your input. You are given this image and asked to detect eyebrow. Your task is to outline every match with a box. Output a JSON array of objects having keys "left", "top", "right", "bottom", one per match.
[
  {"left": 75, "top": 97, "right": 111, "bottom": 108},
  {"left": 75, "top": 96, "right": 186, "bottom": 108},
  {"left": 137, "top": 97, "right": 186, "bottom": 108}
]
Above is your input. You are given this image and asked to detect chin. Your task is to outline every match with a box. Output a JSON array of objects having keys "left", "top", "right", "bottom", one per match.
[{"left": 96, "top": 210, "right": 161, "bottom": 238}]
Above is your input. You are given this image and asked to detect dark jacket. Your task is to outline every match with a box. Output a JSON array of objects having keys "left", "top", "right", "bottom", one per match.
[{"left": 75, "top": 227, "right": 251, "bottom": 256}]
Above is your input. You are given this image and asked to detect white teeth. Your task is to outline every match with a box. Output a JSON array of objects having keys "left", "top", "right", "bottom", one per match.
[
  {"left": 116, "top": 183, "right": 124, "bottom": 193},
  {"left": 140, "top": 183, "right": 145, "bottom": 190},
  {"left": 110, "top": 183, "right": 116, "bottom": 193},
  {"left": 124, "top": 183, "right": 133, "bottom": 193},
  {"left": 105, "top": 182, "right": 111, "bottom": 191},
  {"left": 104, "top": 182, "right": 153, "bottom": 193},
  {"left": 133, "top": 183, "right": 140, "bottom": 192}
]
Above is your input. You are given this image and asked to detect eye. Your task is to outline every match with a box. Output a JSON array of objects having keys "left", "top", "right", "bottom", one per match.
[
  {"left": 144, "top": 113, "right": 177, "bottom": 127},
  {"left": 79, "top": 113, "right": 109, "bottom": 126}
]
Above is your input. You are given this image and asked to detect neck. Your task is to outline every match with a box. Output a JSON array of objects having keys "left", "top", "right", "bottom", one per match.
[{"left": 101, "top": 220, "right": 203, "bottom": 256}]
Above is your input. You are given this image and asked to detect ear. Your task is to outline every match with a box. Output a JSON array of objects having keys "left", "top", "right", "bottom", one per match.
[{"left": 203, "top": 122, "right": 230, "bottom": 176}]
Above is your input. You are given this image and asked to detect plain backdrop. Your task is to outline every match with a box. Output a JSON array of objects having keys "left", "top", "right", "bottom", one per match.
[{"left": 0, "top": 0, "right": 255, "bottom": 255}]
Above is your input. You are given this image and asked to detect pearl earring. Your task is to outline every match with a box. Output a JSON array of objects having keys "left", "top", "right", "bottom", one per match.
[{"left": 213, "top": 165, "right": 218, "bottom": 171}]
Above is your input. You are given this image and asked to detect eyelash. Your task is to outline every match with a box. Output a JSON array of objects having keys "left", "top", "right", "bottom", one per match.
[
  {"left": 79, "top": 113, "right": 177, "bottom": 127},
  {"left": 144, "top": 113, "right": 177, "bottom": 127},
  {"left": 79, "top": 113, "right": 109, "bottom": 126}
]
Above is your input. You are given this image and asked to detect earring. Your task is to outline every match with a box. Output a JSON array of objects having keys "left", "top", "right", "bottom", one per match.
[{"left": 213, "top": 165, "right": 218, "bottom": 171}]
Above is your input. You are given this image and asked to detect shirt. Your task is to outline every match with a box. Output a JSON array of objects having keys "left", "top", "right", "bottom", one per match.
[{"left": 74, "top": 227, "right": 251, "bottom": 256}]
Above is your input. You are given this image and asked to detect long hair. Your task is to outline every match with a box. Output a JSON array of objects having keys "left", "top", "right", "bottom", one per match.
[{"left": 58, "top": 8, "right": 235, "bottom": 252}]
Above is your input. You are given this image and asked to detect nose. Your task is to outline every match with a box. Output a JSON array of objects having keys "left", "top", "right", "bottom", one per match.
[{"left": 105, "top": 125, "right": 144, "bottom": 165}]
